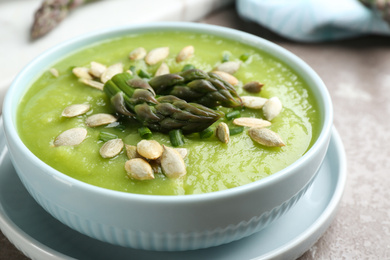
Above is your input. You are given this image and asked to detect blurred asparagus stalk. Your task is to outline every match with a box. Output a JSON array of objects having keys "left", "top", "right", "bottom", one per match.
[
  {"left": 360, "top": 0, "right": 390, "bottom": 23},
  {"left": 31, "top": 0, "right": 94, "bottom": 39}
]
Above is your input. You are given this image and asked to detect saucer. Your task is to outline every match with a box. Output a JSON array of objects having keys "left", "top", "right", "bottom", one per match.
[{"left": 0, "top": 119, "right": 346, "bottom": 260}]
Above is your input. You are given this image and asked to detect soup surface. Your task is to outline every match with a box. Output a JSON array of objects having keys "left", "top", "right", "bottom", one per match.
[{"left": 17, "top": 31, "right": 320, "bottom": 195}]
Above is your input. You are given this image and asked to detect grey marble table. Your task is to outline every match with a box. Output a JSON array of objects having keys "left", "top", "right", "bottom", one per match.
[{"left": 1, "top": 5, "right": 390, "bottom": 260}]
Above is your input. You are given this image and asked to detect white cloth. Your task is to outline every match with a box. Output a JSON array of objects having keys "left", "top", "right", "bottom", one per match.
[{"left": 0, "top": 0, "right": 232, "bottom": 113}]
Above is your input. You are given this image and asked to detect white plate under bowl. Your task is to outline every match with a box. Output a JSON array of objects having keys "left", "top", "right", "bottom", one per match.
[{"left": 0, "top": 118, "right": 346, "bottom": 260}]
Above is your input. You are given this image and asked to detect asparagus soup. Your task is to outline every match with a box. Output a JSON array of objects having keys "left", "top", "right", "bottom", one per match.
[{"left": 17, "top": 31, "right": 321, "bottom": 195}]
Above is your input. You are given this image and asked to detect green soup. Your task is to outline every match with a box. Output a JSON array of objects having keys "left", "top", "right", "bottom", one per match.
[{"left": 17, "top": 31, "right": 321, "bottom": 195}]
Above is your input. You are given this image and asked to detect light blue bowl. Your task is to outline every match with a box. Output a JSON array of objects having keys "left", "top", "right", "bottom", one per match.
[{"left": 2, "top": 22, "right": 333, "bottom": 251}]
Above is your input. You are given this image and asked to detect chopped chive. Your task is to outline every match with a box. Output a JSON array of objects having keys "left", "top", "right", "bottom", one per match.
[
  {"left": 169, "top": 129, "right": 185, "bottom": 147},
  {"left": 138, "top": 126, "right": 153, "bottom": 139},
  {"left": 240, "top": 53, "right": 250, "bottom": 62},
  {"left": 99, "top": 131, "right": 118, "bottom": 142},
  {"left": 225, "top": 110, "right": 241, "bottom": 121},
  {"left": 138, "top": 69, "right": 151, "bottom": 79},
  {"left": 229, "top": 126, "right": 244, "bottom": 136},
  {"left": 222, "top": 52, "right": 230, "bottom": 63},
  {"left": 182, "top": 64, "right": 196, "bottom": 71},
  {"left": 199, "top": 127, "right": 214, "bottom": 139}
]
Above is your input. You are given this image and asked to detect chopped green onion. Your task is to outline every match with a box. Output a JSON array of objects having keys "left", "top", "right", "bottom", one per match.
[
  {"left": 169, "top": 129, "right": 185, "bottom": 147},
  {"left": 240, "top": 53, "right": 250, "bottom": 62},
  {"left": 99, "top": 131, "right": 118, "bottom": 142},
  {"left": 138, "top": 126, "right": 153, "bottom": 139},
  {"left": 138, "top": 69, "right": 151, "bottom": 79},
  {"left": 182, "top": 64, "right": 196, "bottom": 71},
  {"left": 222, "top": 53, "right": 230, "bottom": 63},
  {"left": 225, "top": 110, "right": 241, "bottom": 121},
  {"left": 229, "top": 126, "right": 244, "bottom": 136},
  {"left": 199, "top": 127, "right": 214, "bottom": 139}
]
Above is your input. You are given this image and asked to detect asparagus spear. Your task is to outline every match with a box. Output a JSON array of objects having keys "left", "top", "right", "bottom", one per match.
[
  {"left": 104, "top": 73, "right": 223, "bottom": 134},
  {"left": 148, "top": 69, "right": 243, "bottom": 108},
  {"left": 31, "top": 0, "right": 93, "bottom": 39}
]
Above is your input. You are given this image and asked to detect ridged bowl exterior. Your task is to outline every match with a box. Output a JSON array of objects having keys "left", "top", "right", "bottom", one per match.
[{"left": 2, "top": 22, "right": 333, "bottom": 251}]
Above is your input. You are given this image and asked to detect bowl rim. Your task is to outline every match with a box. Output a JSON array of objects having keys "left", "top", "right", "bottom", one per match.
[{"left": 2, "top": 22, "right": 333, "bottom": 202}]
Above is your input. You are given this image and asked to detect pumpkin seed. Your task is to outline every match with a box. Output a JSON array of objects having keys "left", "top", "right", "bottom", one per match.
[
  {"left": 129, "top": 47, "right": 147, "bottom": 61},
  {"left": 212, "top": 70, "right": 239, "bottom": 86},
  {"left": 175, "top": 148, "right": 188, "bottom": 159},
  {"left": 233, "top": 117, "right": 271, "bottom": 128},
  {"left": 79, "top": 78, "right": 104, "bottom": 90},
  {"left": 160, "top": 145, "right": 186, "bottom": 178},
  {"left": 100, "top": 63, "right": 123, "bottom": 83},
  {"left": 89, "top": 61, "right": 107, "bottom": 78},
  {"left": 125, "top": 144, "right": 140, "bottom": 159},
  {"left": 176, "top": 45, "right": 194, "bottom": 62},
  {"left": 145, "top": 47, "right": 169, "bottom": 65},
  {"left": 263, "top": 97, "right": 282, "bottom": 121},
  {"left": 241, "top": 96, "right": 268, "bottom": 109},
  {"left": 215, "top": 61, "right": 241, "bottom": 75},
  {"left": 151, "top": 147, "right": 188, "bottom": 166},
  {"left": 243, "top": 81, "right": 264, "bottom": 93},
  {"left": 49, "top": 68, "right": 59, "bottom": 77},
  {"left": 86, "top": 113, "right": 117, "bottom": 127},
  {"left": 155, "top": 62, "right": 170, "bottom": 76},
  {"left": 216, "top": 122, "right": 230, "bottom": 144},
  {"left": 61, "top": 104, "right": 91, "bottom": 117},
  {"left": 136, "top": 140, "right": 163, "bottom": 160},
  {"left": 125, "top": 158, "right": 154, "bottom": 180},
  {"left": 248, "top": 128, "right": 285, "bottom": 147},
  {"left": 100, "top": 139, "right": 123, "bottom": 158},
  {"left": 72, "top": 67, "right": 92, "bottom": 79},
  {"left": 54, "top": 128, "right": 87, "bottom": 147}
]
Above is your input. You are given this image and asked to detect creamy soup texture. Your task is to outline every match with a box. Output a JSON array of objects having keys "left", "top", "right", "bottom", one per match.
[{"left": 17, "top": 31, "right": 321, "bottom": 195}]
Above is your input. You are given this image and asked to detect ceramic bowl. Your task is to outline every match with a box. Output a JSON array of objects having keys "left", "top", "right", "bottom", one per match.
[{"left": 2, "top": 22, "right": 333, "bottom": 251}]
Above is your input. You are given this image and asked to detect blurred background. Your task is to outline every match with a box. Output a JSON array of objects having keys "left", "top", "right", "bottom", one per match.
[{"left": 1, "top": 0, "right": 390, "bottom": 259}]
